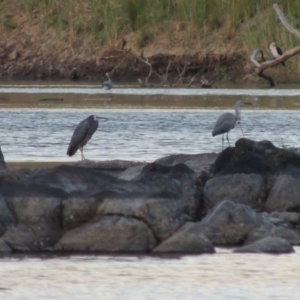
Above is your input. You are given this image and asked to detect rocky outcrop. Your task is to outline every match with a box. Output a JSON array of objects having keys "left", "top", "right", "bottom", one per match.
[
  {"left": 234, "top": 237, "right": 294, "bottom": 254},
  {"left": 1, "top": 140, "right": 300, "bottom": 255},
  {"left": 55, "top": 215, "right": 156, "bottom": 253},
  {"left": 153, "top": 225, "right": 215, "bottom": 254},
  {"left": 0, "top": 147, "right": 6, "bottom": 170},
  {"left": 266, "top": 166, "right": 300, "bottom": 212},
  {"left": 204, "top": 173, "right": 266, "bottom": 211},
  {"left": 0, "top": 238, "right": 11, "bottom": 253}
]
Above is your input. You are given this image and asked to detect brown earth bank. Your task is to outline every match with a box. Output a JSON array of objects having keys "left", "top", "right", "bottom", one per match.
[
  {"left": 0, "top": 41, "right": 244, "bottom": 85},
  {"left": 0, "top": 12, "right": 246, "bottom": 85}
]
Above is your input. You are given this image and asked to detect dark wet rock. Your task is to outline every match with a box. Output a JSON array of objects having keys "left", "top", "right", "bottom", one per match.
[
  {"left": 55, "top": 215, "right": 156, "bottom": 253},
  {"left": 196, "top": 200, "right": 264, "bottom": 246},
  {"left": 0, "top": 147, "right": 6, "bottom": 170},
  {"left": 210, "top": 146, "right": 271, "bottom": 175},
  {"left": 0, "top": 193, "right": 16, "bottom": 231},
  {"left": 97, "top": 192, "right": 187, "bottom": 241},
  {"left": 190, "top": 200, "right": 300, "bottom": 247},
  {"left": 270, "top": 211, "right": 300, "bottom": 224},
  {"left": 2, "top": 140, "right": 300, "bottom": 254},
  {"left": 246, "top": 222, "right": 300, "bottom": 246},
  {"left": 209, "top": 138, "right": 300, "bottom": 176},
  {"left": 266, "top": 166, "right": 300, "bottom": 212},
  {"left": 0, "top": 238, "right": 11, "bottom": 253},
  {"left": 204, "top": 174, "right": 266, "bottom": 211},
  {"left": 63, "top": 191, "right": 107, "bottom": 231},
  {"left": 75, "top": 159, "right": 146, "bottom": 178},
  {"left": 22, "top": 165, "right": 126, "bottom": 194},
  {"left": 154, "top": 153, "right": 218, "bottom": 175},
  {"left": 119, "top": 164, "right": 147, "bottom": 180},
  {"left": 11, "top": 184, "right": 66, "bottom": 248},
  {"left": 234, "top": 237, "right": 294, "bottom": 254},
  {"left": 153, "top": 223, "right": 215, "bottom": 254},
  {"left": 0, "top": 169, "right": 33, "bottom": 183},
  {"left": 2, "top": 224, "right": 40, "bottom": 252},
  {"left": 133, "top": 163, "right": 198, "bottom": 218}
]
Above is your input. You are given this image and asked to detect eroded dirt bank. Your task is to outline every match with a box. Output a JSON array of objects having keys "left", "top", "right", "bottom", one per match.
[{"left": 0, "top": 13, "right": 246, "bottom": 85}]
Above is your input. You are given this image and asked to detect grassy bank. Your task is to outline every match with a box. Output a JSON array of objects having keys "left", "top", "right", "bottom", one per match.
[
  {"left": 1, "top": 1, "right": 300, "bottom": 82},
  {"left": 15, "top": 0, "right": 300, "bottom": 47}
]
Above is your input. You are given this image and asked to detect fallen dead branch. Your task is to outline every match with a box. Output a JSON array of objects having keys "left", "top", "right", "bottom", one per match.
[{"left": 250, "top": 4, "right": 300, "bottom": 86}]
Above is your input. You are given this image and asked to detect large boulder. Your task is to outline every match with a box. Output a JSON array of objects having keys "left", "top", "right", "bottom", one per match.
[
  {"left": 55, "top": 215, "right": 156, "bottom": 253},
  {"left": 0, "top": 193, "right": 16, "bottom": 234},
  {"left": 97, "top": 192, "right": 187, "bottom": 241},
  {"left": 197, "top": 200, "right": 264, "bottom": 246},
  {"left": 234, "top": 237, "right": 294, "bottom": 254},
  {"left": 153, "top": 223, "right": 215, "bottom": 254},
  {"left": 266, "top": 166, "right": 300, "bottom": 212},
  {"left": 75, "top": 159, "right": 146, "bottom": 178},
  {"left": 11, "top": 184, "right": 66, "bottom": 248},
  {"left": 0, "top": 238, "right": 11, "bottom": 253},
  {"left": 2, "top": 224, "right": 40, "bottom": 252},
  {"left": 62, "top": 191, "right": 106, "bottom": 231},
  {"left": 204, "top": 174, "right": 266, "bottom": 211},
  {"left": 188, "top": 200, "right": 300, "bottom": 247},
  {"left": 133, "top": 163, "right": 198, "bottom": 218},
  {"left": 154, "top": 153, "right": 218, "bottom": 175},
  {"left": 22, "top": 165, "right": 131, "bottom": 194}
]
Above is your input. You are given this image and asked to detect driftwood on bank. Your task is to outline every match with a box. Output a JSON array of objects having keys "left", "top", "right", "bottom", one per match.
[{"left": 250, "top": 4, "right": 300, "bottom": 86}]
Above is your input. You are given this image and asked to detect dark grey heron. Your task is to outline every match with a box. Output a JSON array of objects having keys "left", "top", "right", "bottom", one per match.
[
  {"left": 67, "top": 115, "right": 106, "bottom": 160},
  {"left": 212, "top": 100, "right": 243, "bottom": 149},
  {"left": 269, "top": 42, "right": 285, "bottom": 66},
  {"left": 102, "top": 72, "right": 113, "bottom": 90}
]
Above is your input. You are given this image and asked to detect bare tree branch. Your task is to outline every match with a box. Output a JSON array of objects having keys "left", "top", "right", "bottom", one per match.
[
  {"left": 174, "top": 59, "right": 188, "bottom": 87},
  {"left": 250, "top": 48, "right": 267, "bottom": 67},
  {"left": 130, "top": 51, "right": 159, "bottom": 86},
  {"left": 160, "top": 60, "right": 171, "bottom": 87},
  {"left": 255, "top": 47, "right": 300, "bottom": 73},
  {"left": 250, "top": 4, "right": 300, "bottom": 86},
  {"left": 273, "top": 4, "right": 300, "bottom": 39}
]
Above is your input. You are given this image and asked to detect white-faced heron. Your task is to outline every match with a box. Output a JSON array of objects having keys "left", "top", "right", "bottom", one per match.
[{"left": 67, "top": 115, "right": 107, "bottom": 160}]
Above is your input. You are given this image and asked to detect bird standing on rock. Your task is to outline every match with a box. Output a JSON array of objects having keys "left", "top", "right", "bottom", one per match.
[
  {"left": 269, "top": 42, "right": 285, "bottom": 66},
  {"left": 212, "top": 100, "right": 244, "bottom": 149},
  {"left": 67, "top": 115, "right": 107, "bottom": 160}
]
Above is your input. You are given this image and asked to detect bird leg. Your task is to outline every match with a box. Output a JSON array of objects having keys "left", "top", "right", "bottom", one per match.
[
  {"left": 79, "top": 147, "right": 85, "bottom": 160},
  {"left": 226, "top": 132, "right": 231, "bottom": 147}
]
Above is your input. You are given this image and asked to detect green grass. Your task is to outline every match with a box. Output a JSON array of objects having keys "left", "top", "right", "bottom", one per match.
[
  {"left": 14, "top": 1, "right": 300, "bottom": 47},
  {"left": 8, "top": 0, "right": 300, "bottom": 78}
]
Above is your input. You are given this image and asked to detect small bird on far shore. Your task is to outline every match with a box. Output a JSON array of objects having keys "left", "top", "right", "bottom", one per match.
[{"left": 102, "top": 72, "right": 113, "bottom": 90}]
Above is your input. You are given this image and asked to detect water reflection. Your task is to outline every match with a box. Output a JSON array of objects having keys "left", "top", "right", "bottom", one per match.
[{"left": 0, "top": 249, "right": 299, "bottom": 299}]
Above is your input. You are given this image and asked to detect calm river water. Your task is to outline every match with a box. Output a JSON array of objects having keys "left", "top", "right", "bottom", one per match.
[
  {"left": 0, "top": 249, "right": 300, "bottom": 300},
  {"left": 1, "top": 84, "right": 300, "bottom": 299},
  {"left": 1, "top": 84, "right": 300, "bottom": 162}
]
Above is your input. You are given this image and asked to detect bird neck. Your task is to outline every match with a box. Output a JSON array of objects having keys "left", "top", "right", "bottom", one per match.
[{"left": 235, "top": 106, "right": 240, "bottom": 121}]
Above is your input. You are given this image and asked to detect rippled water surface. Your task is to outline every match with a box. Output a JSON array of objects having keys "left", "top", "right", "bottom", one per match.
[
  {"left": 0, "top": 250, "right": 300, "bottom": 300},
  {"left": 1, "top": 108, "right": 300, "bottom": 162}
]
